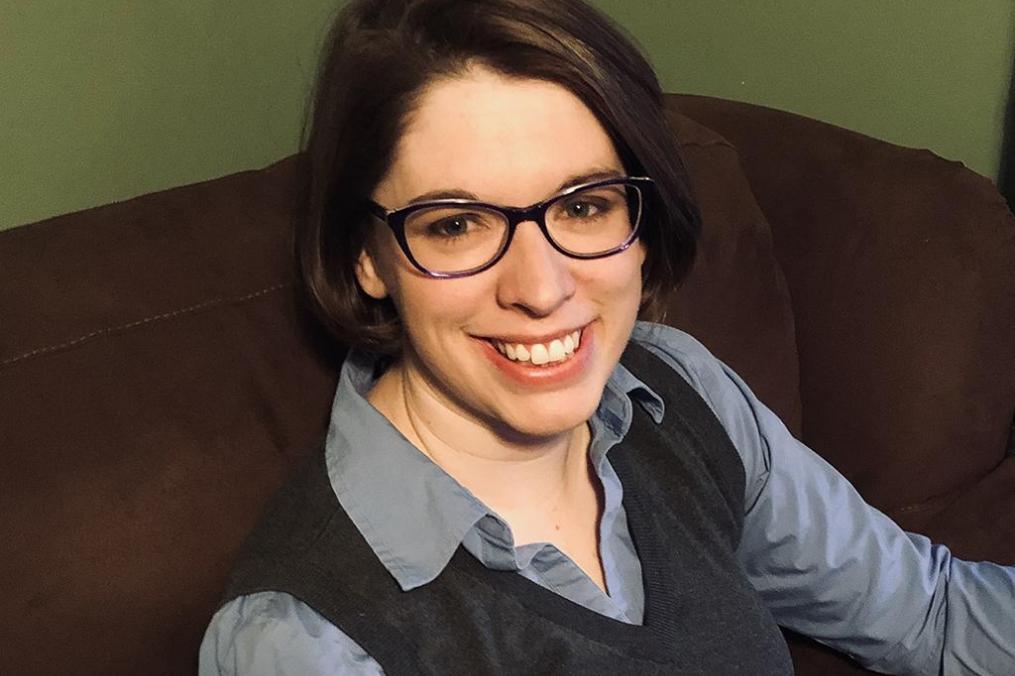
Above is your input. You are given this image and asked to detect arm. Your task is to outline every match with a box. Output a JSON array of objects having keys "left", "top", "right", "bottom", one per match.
[
  {"left": 728, "top": 370, "right": 1015, "bottom": 675},
  {"left": 198, "top": 591, "right": 386, "bottom": 676},
  {"left": 632, "top": 323, "right": 1015, "bottom": 675}
]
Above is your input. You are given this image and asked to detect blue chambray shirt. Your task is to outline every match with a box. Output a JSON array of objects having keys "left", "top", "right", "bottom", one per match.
[{"left": 200, "top": 322, "right": 1015, "bottom": 675}]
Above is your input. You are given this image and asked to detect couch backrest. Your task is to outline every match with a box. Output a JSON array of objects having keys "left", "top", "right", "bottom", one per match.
[
  {"left": 0, "top": 156, "right": 340, "bottom": 675},
  {"left": 675, "top": 94, "right": 1015, "bottom": 513}
]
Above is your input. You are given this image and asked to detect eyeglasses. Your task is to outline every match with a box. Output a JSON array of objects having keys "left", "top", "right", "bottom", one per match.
[{"left": 367, "top": 176, "right": 654, "bottom": 278}]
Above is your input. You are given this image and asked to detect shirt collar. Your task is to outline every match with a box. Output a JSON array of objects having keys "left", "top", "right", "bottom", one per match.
[{"left": 324, "top": 346, "right": 664, "bottom": 591}]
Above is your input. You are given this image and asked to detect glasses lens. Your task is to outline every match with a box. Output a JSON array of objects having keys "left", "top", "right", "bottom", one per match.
[
  {"left": 545, "top": 182, "right": 641, "bottom": 256},
  {"left": 404, "top": 205, "right": 509, "bottom": 274}
]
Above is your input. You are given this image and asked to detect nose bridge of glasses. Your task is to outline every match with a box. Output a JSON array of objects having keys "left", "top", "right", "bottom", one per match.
[
  {"left": 502, "top": 201, "right": 550, "bottom": 229},
  {"left": 500, "top": 202, "right": 565, "bottom": 259},
  {"left": 497, "top": 204, "right": 574, "bottom": 284},
  {"left": 495, "top": 200, "right": 576, "bottom": 269},
  {"left": 494, "top": 203, "right": 568, "bottom": 270}
]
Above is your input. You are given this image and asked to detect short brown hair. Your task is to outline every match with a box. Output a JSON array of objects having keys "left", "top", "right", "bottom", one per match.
[{"left": 298, "top": 0, "right": 701, "bottom": 353}]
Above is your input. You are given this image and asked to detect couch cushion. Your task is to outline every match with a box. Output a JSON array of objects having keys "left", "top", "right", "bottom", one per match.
[
  {"left": 0, "top": 156, "right": 340, "bottom": 676},
  {"left": 663, "top": 100, "right": 801, "bottom": 434}
]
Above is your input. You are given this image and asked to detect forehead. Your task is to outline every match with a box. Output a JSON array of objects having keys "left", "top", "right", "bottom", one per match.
[{"left": 378, "top": 68, "right": 623, "bottom": 206}]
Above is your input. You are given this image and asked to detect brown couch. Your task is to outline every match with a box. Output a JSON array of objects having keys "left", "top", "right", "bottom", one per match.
[{"left": 2, "top": 94, "right": 1013, "bottom": 676}]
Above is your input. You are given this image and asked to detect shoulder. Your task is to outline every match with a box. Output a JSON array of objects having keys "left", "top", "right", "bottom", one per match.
[
  {"left": 629, "top": 321, "right": 745, "bottom": 412},
  {"left": 199, "top": 591, "right": 384, "bottom": 675},
  {"left": 628, "top": 321, "right": 773, "bottom": 489}
]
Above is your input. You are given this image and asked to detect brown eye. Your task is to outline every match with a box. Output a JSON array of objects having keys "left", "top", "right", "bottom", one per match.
[
  {"left": 562, "top": 200, "right": 599, "bottom": 219},
  {"left": 429, "top": 216, "right": 471, "bottom": 238}
]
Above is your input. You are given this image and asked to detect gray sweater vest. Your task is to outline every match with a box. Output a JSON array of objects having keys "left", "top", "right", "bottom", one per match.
[{"left": 222, "top": 342, "right": 794, "bottom": 675}]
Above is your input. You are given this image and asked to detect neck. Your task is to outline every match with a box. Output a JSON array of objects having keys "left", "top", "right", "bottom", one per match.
[{"left": 366, "top": 357, "right": 594, "bottom": 529}]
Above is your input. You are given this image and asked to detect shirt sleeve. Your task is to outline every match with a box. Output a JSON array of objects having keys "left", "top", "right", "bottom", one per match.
[
  {"left": 198, "top": 591, "right": 386, "bottom": 676},
  {"left": 632, "top": 322, "right": 1015, "bottom": 675}
]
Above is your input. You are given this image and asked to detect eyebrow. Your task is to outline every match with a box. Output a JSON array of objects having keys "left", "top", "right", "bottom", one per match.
[{"left": 404, "top": 167, "right": 626, "bottom": 206}]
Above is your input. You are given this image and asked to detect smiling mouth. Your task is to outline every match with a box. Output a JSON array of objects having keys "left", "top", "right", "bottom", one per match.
[{"left": 487, "top": 328, "right": 583, "bottom": 366}]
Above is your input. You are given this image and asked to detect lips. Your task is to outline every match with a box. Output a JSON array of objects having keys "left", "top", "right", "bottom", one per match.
[{"left": 473, "top": 323, "right": 595, "bottom": 389}]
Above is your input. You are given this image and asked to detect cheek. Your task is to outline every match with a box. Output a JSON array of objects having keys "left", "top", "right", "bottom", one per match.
[
  {"left": 394, "top": 277, "right": 492, "bottom": 343},
  {"left": 586, "top": 246, "right": 646, "bottom": 301}
]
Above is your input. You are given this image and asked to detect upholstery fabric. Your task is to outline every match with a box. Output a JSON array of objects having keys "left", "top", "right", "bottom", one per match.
[
  {"left": 0, "top": 157, "right": 337, "bottom": 675},
  {"left": 663, "top": 108, "right": 801, "bottom": 435},
  {"left": 673, "top": 94, "right": 1015, "bottom": 516}
]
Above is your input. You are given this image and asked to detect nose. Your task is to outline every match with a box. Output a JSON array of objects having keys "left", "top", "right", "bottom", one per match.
[{"left": 494, "top": 221, "right": 576, "bottom": 316}]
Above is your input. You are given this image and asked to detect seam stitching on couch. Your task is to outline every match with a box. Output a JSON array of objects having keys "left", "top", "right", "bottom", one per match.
[
  {"left": 1, "top": 281, "right": 292, "bottom": 369},
  {"left": 891, "top": 501, "right": 943, "bottom": 515}
]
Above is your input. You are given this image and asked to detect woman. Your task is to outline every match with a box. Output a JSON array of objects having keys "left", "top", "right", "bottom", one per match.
[{"left": 200, "top": 0, "right": 1015, "bottom": 674}]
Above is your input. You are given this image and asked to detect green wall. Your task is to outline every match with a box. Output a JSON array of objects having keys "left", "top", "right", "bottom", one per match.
[
  {"left": 3, "top": 1, "right": 1013, "bottom": 231},
  {"left": 2, "top": 1, "right": 338, "bottom": 230},
  {"left": 592, "top": 0, "right": 1015, "bottom": 182}
]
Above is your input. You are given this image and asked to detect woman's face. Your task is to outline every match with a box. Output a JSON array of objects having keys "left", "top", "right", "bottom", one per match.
[{"left": 357, "top": 67, "right": 646, "bottom": 441}]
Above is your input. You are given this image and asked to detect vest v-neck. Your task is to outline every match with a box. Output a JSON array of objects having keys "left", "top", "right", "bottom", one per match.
[
  {"left": 222, "top": 342, "right": 794, "bottom": 675},
  {"left": 446, "top": 426, "right": 682, "bottom": 664}
]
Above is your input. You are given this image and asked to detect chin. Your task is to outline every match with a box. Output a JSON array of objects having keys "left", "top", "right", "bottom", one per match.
[{"left": 487, "top": 389, "right": 603, "bottom": 444}]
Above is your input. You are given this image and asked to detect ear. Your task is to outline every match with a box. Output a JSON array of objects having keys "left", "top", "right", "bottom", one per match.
[{"left": 355, "top": 246, "right": 390, "bottom": 300}]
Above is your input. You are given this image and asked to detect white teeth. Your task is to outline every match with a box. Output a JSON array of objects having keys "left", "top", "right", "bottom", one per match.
[
  {"left": 547, "top": 339, "right": 565, "bottom": 362},
  {"left": 491, "top": 328, "right": 585, "bottom": 366}
]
